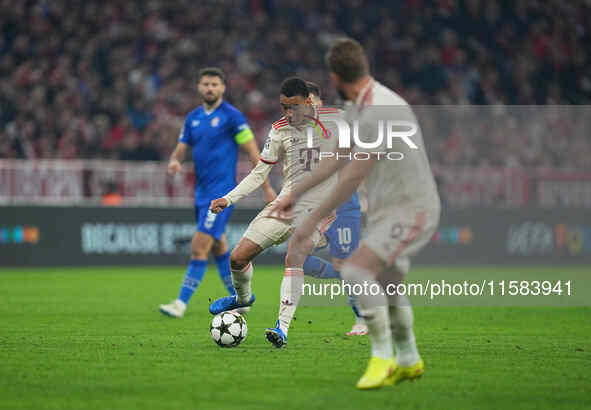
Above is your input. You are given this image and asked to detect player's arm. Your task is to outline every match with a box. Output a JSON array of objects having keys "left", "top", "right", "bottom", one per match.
[
  {"left": 312, "top": 155, "right": 375, "bottom": 220},
  {"left": 239, "top": 138, "right": 277, "bottom": 203},
  {"left": 210, "top": 129, "right": 281, "bottom": 213},
  {"left": 168, "top": 142, "right": 189, "bottom": 176},
  {"left": 210, "top": 160, "right": 274, "bottom": 213},
  {"left": 169, "top": 117, "right": 193, "bottom": 175},
  {"left": 297, "top": 145, "right": 350, "bottom": 198},
  {"left": 292, "top": 156, "right": 377, "bottom": 242}
]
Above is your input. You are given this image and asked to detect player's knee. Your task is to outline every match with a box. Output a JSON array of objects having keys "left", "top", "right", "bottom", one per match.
[
  {"left": 341, "top": 260, "right": 380, "bottom": 286},
  {"left": 230, "top": 249, "right": 250, "bottom": 271},
  {"left": 191, "top": 233, "right": 213, "bottom": 259},
  {"left": 212, "top": 238, "right": 228, "bottom": 256},
  {"left": 340, "top": 262, "right": 363, "bottom": 283},
  {"left": 191, "top": 245, "right": 209, "bottom": 259},
  {"left": 390, "top": 303, "right": 414, "bottom": 338}
]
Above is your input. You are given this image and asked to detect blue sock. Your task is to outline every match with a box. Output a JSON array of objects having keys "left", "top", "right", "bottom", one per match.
[
  {"left": 178, "top": 259, "right": 207, "bottom": 304},
  {"left": 348, "top": 294, "right": 361, "bottom": 318},
  {"left": 215, "top": 251, "right": 235, "bottom": 295},
  {"left": 303, "top": 256, "right": 360, "bottom": 318},
  {"left": 303, "top": 256, "right": 340, "bottom": 279}
]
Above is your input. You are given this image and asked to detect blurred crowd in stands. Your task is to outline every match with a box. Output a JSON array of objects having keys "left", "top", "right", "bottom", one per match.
[{"left": 1, "top": 0, "right": 590, "bottom": 169}]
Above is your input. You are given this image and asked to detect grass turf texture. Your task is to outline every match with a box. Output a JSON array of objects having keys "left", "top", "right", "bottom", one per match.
[{"left": 0, "top": 266, "right": 589, "bottom": 410}]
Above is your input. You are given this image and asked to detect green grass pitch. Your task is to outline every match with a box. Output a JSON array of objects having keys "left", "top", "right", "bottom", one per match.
[{"left": 0, "top": 266, "right": 589, "bottom": 410}]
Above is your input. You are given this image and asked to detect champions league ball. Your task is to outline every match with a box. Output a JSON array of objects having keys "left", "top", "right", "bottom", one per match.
[{"left": 210, "top": 311, "right": 247, "bottom": 347}]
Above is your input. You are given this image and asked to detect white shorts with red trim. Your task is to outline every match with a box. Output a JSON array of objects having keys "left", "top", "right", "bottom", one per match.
[
  {"left": 243, "top": 200, "right": 329, "bottom": 250},
  {"left": 362, "top": 208, "right": 440, "bottom": 274}
]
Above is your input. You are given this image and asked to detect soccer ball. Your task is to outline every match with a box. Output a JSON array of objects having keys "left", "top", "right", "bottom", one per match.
[{"left": 210, "top": 311, "right": 247, "bottom": 347}]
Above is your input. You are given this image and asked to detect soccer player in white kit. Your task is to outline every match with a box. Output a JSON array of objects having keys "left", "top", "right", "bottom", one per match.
[
  {"left": 208, "top": 77, "right": 340, "bottom": 318},
  {"left": 272, "top": 38, "right": 441, "bottom": 389}
]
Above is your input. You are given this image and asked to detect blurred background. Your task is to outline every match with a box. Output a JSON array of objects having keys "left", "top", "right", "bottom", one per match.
[{"left": 1, "top": 0, "right": 590, "bottom": 265}]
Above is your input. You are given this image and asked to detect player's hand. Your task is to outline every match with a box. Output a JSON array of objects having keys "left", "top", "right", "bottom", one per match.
[
  {"left": 270, "top": 193, "right": 295, "bottom": 220},
  {"left": 263, "top": 186, "right": 277, "bottom": 204},
  {"left": 209, "top": 198, "right": 229, "bottom": 214},
  {"left": 167, "top": 159, "right": 182, "bottom": 176}
]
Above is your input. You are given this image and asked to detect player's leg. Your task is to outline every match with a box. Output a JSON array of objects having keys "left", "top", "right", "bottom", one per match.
[
  {"left": 302, "top": 255, "right": 340, "bottom": 279},
  {"left": 339, "top": 255, "right": 367, "bottom": 336},
  {"left": 230, "top": 237, "right": 263, "bottom": 303},
  {"left": 306, "top": 215, "right": 366, "bottom": 335},
  {"left": 265, "top": 235, "right": 316, "bottom": 348},
  {"left": 159, "top": 224, "right": 214, "bottom": 318},
  {"left": 384, "top": 286, "right": 423, "bottom": 386},
  {"left": 370, "top": 209, "right": 438, "bottom": 387},
  {"left": 195, "top": 205, "right": 235, "bottom": 296},
  {"left": 340, "top": 245, "right": 395, "bottom": 389},
  {"left": 208, "top": 237, "right": 262, "bottom": 314},
  {"left": 211, "top": 234, "right": 235, "bottom": 295},
  {"left": 209, "top": 214, "right": 290, "bottom": 314}
]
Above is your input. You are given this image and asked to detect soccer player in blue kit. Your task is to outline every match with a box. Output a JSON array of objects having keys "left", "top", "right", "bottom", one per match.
[{"left": 159, "top": 67, "right": 276, "bottom": 318}]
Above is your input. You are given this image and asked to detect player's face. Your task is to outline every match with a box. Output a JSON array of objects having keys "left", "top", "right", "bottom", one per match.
[
  {"left": 309, "top": 93, "right": 323, "bottom": 107},
  {"left": 329, "top": 72, "right": 349, "bottom": 101},
  {"left": 280, "top": 94, "right": 312, "bottom": 126},
  {"left": 198, "top": 76, "right": 225, "bottom": 105}
]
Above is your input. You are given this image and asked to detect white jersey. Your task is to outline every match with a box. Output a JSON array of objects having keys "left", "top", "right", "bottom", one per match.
[
  {"left": 260, "top": 107, "right": 340, "bottom": 213},
  {"left": 347, "top": 80, "right": 440, "bottom": 223}
]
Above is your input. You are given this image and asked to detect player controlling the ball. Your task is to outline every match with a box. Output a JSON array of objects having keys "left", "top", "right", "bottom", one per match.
[
  {"left": 159, "top": 67, "right": 276, "bottom": 318},
  {"left": 272, "top": 38, "right": 441, "bottom": 389},
  {"left": 263, "top": 81, "right": 368, "bottom": 344},
  {"left": 207, "top": 77, "right": 342, "bottom": 319}
]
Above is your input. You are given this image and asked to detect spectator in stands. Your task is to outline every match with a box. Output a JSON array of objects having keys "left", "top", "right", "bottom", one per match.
[{"left": 0, "top": 0, "right": 590, "bottom": 169}]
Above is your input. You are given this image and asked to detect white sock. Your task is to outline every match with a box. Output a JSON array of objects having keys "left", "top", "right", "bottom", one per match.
[
  {"left": 389, "top": 296, "right": 419, "bottom": 366},
  {"left": 278, "top": 267, "right": 304, "bottom": 335},
  {"left": 279, "top": 268, "right": 304, "bottom": 336},
  {"left": 341, "top": 263, "right": 392, "bottom": 359},
  {"left": 231, "top": 263, "right": 253, "bottom": 304}
]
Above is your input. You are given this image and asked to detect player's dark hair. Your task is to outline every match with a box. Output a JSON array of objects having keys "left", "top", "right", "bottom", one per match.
[
  {"left": 325, "top": 38, "right": 369, "bottom": 83},
  {"left": 305, "top": 81, "right": 321, "bottom": 98},
  {"left": 198, "top": 67, "right": 226, "bottom": 84},
  {"left": 280, "top": 77, "right": 309, "bottom": 98}
]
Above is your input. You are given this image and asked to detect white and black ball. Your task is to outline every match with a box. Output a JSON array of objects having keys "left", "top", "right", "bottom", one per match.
[{"left": 210, "top": 311, "right": 247, "bottom": 347}]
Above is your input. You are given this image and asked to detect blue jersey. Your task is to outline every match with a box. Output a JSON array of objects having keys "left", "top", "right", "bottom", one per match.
[
  {"left": 336, "top": 192, "right": 361, "bottom": 217},
  {"left": 179, "top": 101, "right": 254, "bottom": 207}
]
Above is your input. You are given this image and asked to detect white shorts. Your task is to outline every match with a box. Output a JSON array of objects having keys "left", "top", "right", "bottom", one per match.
[
  {"left": 362, "top": 208, "right": 440, "bottom": 274},
  {"left": 243, "top": 202, "right": 329, "bottom": 250}
]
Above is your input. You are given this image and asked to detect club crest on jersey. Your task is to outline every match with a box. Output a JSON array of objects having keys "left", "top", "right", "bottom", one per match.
[
  {"left": 191, "top": 120, "right": 200, "bottom": 127},
  {"left": 211, "top": 117, "right": 220, "bottom": 127}
]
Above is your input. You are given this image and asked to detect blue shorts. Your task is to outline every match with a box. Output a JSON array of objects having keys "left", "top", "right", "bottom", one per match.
[
  {"left": 324, "top": 214, "right": 361, "bottom": 259},
  {"left": 195, "top": 204, "right": 233, "bottom": 241}
]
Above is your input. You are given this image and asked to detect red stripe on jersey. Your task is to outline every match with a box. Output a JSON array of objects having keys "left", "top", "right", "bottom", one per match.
[
  {"left": 260, "top": 158, "right": 277, "bottom": 165},
  {"left": 272, "top": 118, "right": 288, "bottom": 130},
  {"left": 318, "top": 108, "right": 338, "bottom": 113},
  {"left": 272, "top": 123, "right": 288, "bottom": 130}
]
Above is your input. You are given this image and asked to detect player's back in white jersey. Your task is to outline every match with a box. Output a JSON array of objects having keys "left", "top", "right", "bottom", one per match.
[
  {"left": 337, "top": 79, "right": 441, "bottom": 271},
  {"left": 347, "top": 79, "right": 440, "bottom": 226}
]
